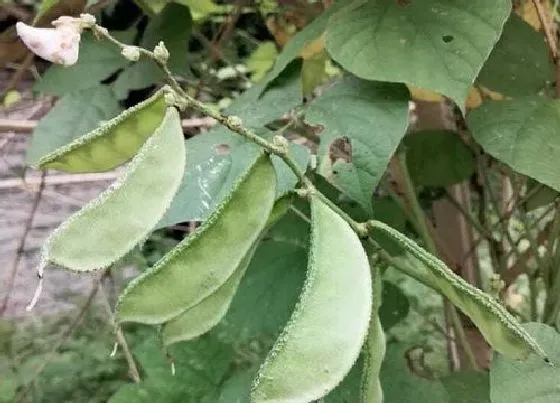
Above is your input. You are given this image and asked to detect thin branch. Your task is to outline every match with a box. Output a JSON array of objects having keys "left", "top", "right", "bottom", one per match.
[
  {"left": 98, "top": 281, "right": 141, "bottom": 383},
  {"left": 532, "top": 0, "right": 558, "bottom": 60},
  {"left": 0, "top": 172, "right": 118, "bottom": 189},
  {"left": 0, "top": 171, "right": 46, "bottom": 316}
]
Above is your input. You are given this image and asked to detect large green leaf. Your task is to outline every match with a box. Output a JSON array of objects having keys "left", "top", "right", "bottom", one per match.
[
  {"left": 477, "top": 14, "right": 555, "bottom": 97},
  {"left": 442, "top": 371, "right": 490, "bottom": 403},
  {"left": 158, "top": 67, "right": 305, "bottom": 226},
  {"left": 113, "top": 3, "right": 192, "bottom": 99},
  {"left": 468, "top": 98, "right": 560, "bottom": 192},
  {"left": 405, "top": 130, "right": 474, "bottom": 187},
  {"left": 490, "top": 323, "right": 560, "bottom": 403},
  {"left": 34, "top": 32, "right": 132, "bottom": 96},
  {"left": 222, "top": 237, "right": 307, "bottom": 343},
  {"left": 26, "top": 86, "right": 121, "bottom": 165},
  {"left": 381, "top": 343, "right": 448, "bottom": 402},
  {"left": 325, "top": 0, "right": 510, "bottom": 107},
  {"left": 305, "top": 76, "right": 409, "bottom": 213}
]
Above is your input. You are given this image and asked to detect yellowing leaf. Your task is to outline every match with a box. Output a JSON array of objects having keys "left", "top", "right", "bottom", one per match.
[
  {"left": 465, "top": 87, "right": 483, "bottom": 109},
  {"left": 479, "top": 86, "right": 506, "bottom": 100},
  {"left": 3, "top": 90, "right": 22, "bottom": 107},
  {"left": 246, "top": 41, "right": 278, "bottom": 82},
  {"left": 299, "top": 36, "right": 325, "bottom": 60},
  {"left": 515, "top": 1, "right": 542, "bottom": 31},
  {"left": 176, "top": 0, "right": 225, "bottom": 20},
  {"left": 301, "top": 51, "right": 328, "bottom": 97},
  {"left": 408, "top": 86, "right": 445, "bottom": 102}
]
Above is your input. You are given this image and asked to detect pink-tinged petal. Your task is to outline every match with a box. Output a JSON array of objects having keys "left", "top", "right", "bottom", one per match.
[{"left": 16, "top": 21, "right": 81, "bottom": 66}]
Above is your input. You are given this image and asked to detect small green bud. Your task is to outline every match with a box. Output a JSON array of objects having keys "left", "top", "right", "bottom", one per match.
[
  {"left": 272, "top": 135, "right": 290, "bottom": 149},
  {"left": 121, "top": 45, "right": 140, "bottom": 62},
  {"left": 164, "top": 91, "right": 177, "bottom": 107},
  {"left": 226, "top": 115, "right": 243, "bottom": 129},
  {"left": 154, "top": 41, "right": 169, "bottom": 63}
]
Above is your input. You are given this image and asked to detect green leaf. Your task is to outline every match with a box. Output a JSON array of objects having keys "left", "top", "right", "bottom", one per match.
[
  {"left": 325, "top": 0, "right": 511, "bottom": 107},
  {"left": 405, "top": 130, "right": 475, "bottom": 187},
  {"left": 442, "top": 371, "right": 490, "bottom": 403},
  {"left": 218, "top": 366, "right": 260, "bottom": 403},
  {"left": 223, "top": 237, "right": 307, "bottom": 343},
  {"left": 477, "top": 14, "right": 555, "bottom": 97},
  {"left": 246, "top": 41, "right": 278, "bottom": 82},
  {"left": 26, "top": 86, "right": 121, "bottom": 166},
  {"left": 524, "top": 179, "right": 558, "bottom": 211},
  {"left": 305, "top": 77, "right": 409, "bottom": 213},
  {"left": 113, "top": 3, "right": 192, "bottom": 98},
  {"left": 34, "top": 31, "right": 133, "bottom": 96},
  {"left": 380, "top": 282, "right": 410, "bottom": 330},
  {"left": 468, "top": 98, "right": 560, "bottom": 192},
  {"left": 176, "top": 0, "right": 226, "bottom": 20},
  {"left": 113, "top": 63, "right": 163, "bottom": 100},
  {"left": 490, "top": 322, "right": 560, "bottom": 403},
  {"left": 158, "top": 68, "right": 305, "bottom": 226},
  {"left": 381, "top": 343, "right": 448, "bottom": 402}
]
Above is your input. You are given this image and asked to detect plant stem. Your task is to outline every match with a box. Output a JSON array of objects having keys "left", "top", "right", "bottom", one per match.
[
  {"left": 90, "top": 23, "right": 372, "bottom": 236},
  {"left": 393, "top": 151, "right": 478, "bottom": 370},
  {"left": 449, "top": 306, "right": 479, "bottom": 370}
]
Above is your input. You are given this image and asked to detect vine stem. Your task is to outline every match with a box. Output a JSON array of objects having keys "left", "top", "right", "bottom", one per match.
[{"left": 89, "top": 24, "right": 369, "bottom": 237}]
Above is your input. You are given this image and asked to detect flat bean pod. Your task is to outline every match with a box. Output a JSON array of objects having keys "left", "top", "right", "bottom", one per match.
[
  {"left": 117, "top": 153, "right": 277, "bottom": 325},
  {"left": 43, "top": 107, "right": 185, "bottom": 272},
  {"left": 35, "top": 89, "right": 166, "bottom": 173},
  {"left": 368, "top": 220, "right": 546, "bottom": 361},
  {"left": 360, "top": 265, "right": 385, "bottom": 403},
  {"left": 161, "top": 242, "right": 258, "bottom": 345},
  {"left": 251, "top": 196, "right": 372, "bottom": 403},
  {"left": 161, "top": 196, "right": 293, "bottom": 346}
]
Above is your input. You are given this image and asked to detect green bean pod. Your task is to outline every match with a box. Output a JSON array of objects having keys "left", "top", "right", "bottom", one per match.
[
  {"left": 42, "top": 107, "right": 185, "bottom": 272},
  {"left": 360, "top": 264, "right": 385, "bottom": 403},
  {"left": 35, "top": 89, "right": 166, "bottom": 173},
  {"left": 369, "top": 220, "right": 546, "bottom": 361},
  {"left": 161, "top": 241, "right": 258, "bottom": 345},
  {"left": 251, "top": 195, "right": 372, "bottom": 403},
  {"left": 117, "top": 152, "right": 277, "bottom": 325},
  {"left": 161, "top": 196, "right": 292, "bottom": 346}
]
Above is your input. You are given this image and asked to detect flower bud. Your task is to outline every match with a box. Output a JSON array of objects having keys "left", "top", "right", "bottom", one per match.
[
  {"left": 226, "top": 115, "right": 243, "bottom": 129},
  {"left": 273, "top": 135, "right": 290, "bottom": 153},
  {"left": 121, "top": 45, "right": 140, "bottom": 62},
  {"left": 79, "top": 13, "right": 96, "bottom": 28},
  {"left": 153, "top": 41, "right": 170, "bottom": 63}
]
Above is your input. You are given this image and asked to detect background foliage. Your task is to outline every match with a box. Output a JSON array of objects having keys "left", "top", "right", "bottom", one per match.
[{"left": 4, "top": 0, "right": 560, "bottom": 402}]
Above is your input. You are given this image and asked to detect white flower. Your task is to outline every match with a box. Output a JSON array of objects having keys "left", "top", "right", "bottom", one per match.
[{"left": 16, "top": 16, "right": 83, "bottom": 66}]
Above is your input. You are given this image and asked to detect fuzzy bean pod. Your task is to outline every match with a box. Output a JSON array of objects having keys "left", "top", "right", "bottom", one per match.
[
  {"left": 251, "top": 195, "right": 372, "bottom": 403},
  {"left": 360, "top": 264, "right": 385, "bottom": 403},
  {"left": 369, "top": 220, "right": 546, "bottom": 361},
  {"left": 161, "top": 241, "right": 258, "bottom": 345},
  {"left": 161, "top": 196, "right": 292, "bottom": 345},
  {"left": 117, "top": 153, "right": 277, "bottom": 325},
  {"left": 42, "top": 107, "right": 185, "bottom": 272},
  {"left": 35, "top": 89, "right": 166, "bottom": 173}
]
